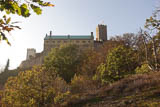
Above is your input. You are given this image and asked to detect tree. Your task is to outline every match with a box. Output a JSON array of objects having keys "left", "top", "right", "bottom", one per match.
[
  {"left": 4, "top": 59, "right": 9, "bottom": 72},
  {"left": 110, "top": 33, "right": 140, "bottom": 49},
  {"left": 0, "top": 69, "right": 19, "bottom": 87},
  {"left": 81, "top": 40, "right": 123, "bottom": 77},
  {"left": 0, "top": 0, "right": 54, "bottom": 45},
  {"left": 44, "top": 44, "right": 83, "bottom": 83},
  {"left": 105, "top": 45, "right": 137, "bottom": 82},
  {"left": 144, "top": 9, "right": 160, "bottom": 70},
  {"left": 1, "top": 66, "right": 68, "bottom": 106},
  {"left": 145, "top": 9, "right": 160, "bottom": 32}
]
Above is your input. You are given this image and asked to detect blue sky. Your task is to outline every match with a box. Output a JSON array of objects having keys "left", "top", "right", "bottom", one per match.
[{"left": 0, "top": 0, "right": 158, "bottom": 69}]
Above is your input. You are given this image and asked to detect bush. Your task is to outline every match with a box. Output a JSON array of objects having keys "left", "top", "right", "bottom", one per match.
[
  {"left": 93, "top": 63, "right": 108, "bottom": 84},
  {"left": 135, "top": 64, "right": 151, "bottom": 74},
  {"left": 1, "top": 66, "right": 69, "bottom": 107},
  {"left": 71, "top": 75, "right": 98, "bottom": 94},
  {"left": 106, "top": 45, "right": 137, "bottom": 82},
  {"left": 44, "top": 44, "right": 83, "bottom": 83}
]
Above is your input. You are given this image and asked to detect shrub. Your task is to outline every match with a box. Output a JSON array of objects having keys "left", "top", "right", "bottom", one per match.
[
  {"left": 106, "top": 45, "right": 137, "bottom": 82},
  {"left": 135, "top": 64, "right": 151, "bottom": 74},
  {"left": 71, "top": 75, "right": 98, "bottom": 94},
  {"left": 1, "top": 66, "right": 69, "bottom": 107},
  {"left": 44, "top": 44, "right": 83, "bottom": 83},
  {"left": 93, "top": 63, "right": 108, "bottom": 84}
]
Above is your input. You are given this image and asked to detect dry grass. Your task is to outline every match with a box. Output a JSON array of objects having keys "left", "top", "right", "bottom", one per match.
[{"left": 66, "top": 72, "right": 160, "bottom": 107}]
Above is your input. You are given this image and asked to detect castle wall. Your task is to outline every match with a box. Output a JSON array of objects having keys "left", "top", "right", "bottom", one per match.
[
  {"left": 19, "top": 25, "right": 108, "bottom": 70},
  {"left": 44, "top": 39, "right": 94, "bottom": 52},
  {"left": 19, "top": 52, "right": 45, "bottom": 69}
]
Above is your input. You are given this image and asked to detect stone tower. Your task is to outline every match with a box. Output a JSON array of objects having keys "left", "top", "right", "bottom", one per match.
[
  {"left": 26, "top": 48, "right": 36, "bottom": 60},
  {"left": 96, "top": 24, "right": 107, "bottom": 41}
]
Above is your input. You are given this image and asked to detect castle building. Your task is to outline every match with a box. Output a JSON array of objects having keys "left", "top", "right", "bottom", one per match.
[
  {"left": 19, "top": 24, "right": 107, "bottom": 69},
  {"left": 44, "top": 32, "right": 94, "bottom": 52}
]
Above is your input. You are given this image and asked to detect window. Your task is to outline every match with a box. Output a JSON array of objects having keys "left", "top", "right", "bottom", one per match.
[
  {"left": 64, "top": 41, "right": 67, "bottom": 43},
  {"left": 82, "top": 41, "right": 86, "bottom": 43},
  {"left": 45, "top": 40, "right": 49, "bottom": 43}
]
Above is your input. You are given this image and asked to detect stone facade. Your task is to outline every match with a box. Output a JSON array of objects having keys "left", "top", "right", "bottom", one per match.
[
  {"left": 44, "top": 32, "right": 94, "bottom": 53},
  {"left": 19, "top": 24, "right": 108, "bottom": 69},
  {"left": 96, "top": 24, "right": 107, "bottom": 41},
  {"left": 26, "top": 48, "right": 36, "bottom": 60}
]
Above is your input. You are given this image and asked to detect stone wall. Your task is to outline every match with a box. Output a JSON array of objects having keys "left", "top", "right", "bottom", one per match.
[{"left": 19, "top": 52, "right": 45, "bottom": 70}]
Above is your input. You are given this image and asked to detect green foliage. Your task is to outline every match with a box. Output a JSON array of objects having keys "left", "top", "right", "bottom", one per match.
[
  {"left": 0, "top": 0, "right": 54, "bottom": 44},
  {"left": 106, "top": 45, "right": 137, "bottom": 82},
  {"left": 0, "top": 15, "right": 21, "bottom": 45},
  {"left": 71, "top": 75, "right": 95, "bottom": 93},
  {"left": 1, "top": 66, "right": 69, "bottom": 106},
  {"left": 31, "top": 4, "right": 42, "bottom": 15},
  {"left": 54, "top": 91, "right": 70, "bottom": 105},
  {"left": 20, "top": 4, "right": 30, "bottom": 17},
  {"left": 0, "top": 69, "right": 19, "bottom": 87},
  {"left": 44, "top": 44, "right": 83, "bottom": 83},
  {"left": 135, "top": 64, "right": 151, "bottom": 74},
  {"left": 145, "top": 16, "right": 160, "bottom": 31},
  {"left": 0, "top": 0, "right": 54, "bottom": 17},
  {"left": 93, "top": 63, "right": 107, "bottom": 84}
]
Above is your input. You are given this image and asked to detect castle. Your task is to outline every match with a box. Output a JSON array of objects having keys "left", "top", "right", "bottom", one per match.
[{"left": 19, "top": 24, "right": 107, "bottom": 69}]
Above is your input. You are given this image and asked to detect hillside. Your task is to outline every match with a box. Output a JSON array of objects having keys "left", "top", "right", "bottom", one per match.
[{"left": 66, "top": 72, "right": 160, "bottom": 107}]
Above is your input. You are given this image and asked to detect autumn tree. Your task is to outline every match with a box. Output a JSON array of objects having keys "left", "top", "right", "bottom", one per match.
[
  {"left": 1, "top": 66, "right": 69, "bottom": 106},
  {"left": 144, "top": 8, "right": 160, "bottom": 70},
  {"left": 0, "top": 0, "right": 54, "bottom": 45},
  {"left": 81, "top": 40, "right": 122, "bottom": 77},
  {"left": 44, "top": 44, "right": 83, "bottom": 83}
]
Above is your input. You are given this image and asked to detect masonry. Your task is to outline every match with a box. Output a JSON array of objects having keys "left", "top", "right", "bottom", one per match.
[{"left": 19, "top": 24, "right": 108, "bottom": 69}]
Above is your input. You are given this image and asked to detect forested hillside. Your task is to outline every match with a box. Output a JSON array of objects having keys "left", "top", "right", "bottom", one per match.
[
  {"left": 1, "top": 28, "right": 160, "bottom": 106},
  {"left": 0, "top": 1, "right": 160, "bottom": 107}
]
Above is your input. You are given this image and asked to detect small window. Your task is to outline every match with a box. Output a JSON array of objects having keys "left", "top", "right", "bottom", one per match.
[
  {"left": 82, "top": 41, "right": 86, "bottom": 43},
  {"left": 64, "top": 41, "right": 67, "bottom": 43},
  {"left": 45, "top": 40, "right": 49, "bottom": 43}
]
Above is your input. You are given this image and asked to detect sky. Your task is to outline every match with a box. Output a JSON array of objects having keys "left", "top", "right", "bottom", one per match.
[{"left": 0, "top": 0, "right": 158, "bottom": 69}]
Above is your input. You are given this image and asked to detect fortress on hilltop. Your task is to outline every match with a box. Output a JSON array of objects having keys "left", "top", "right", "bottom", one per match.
[{"left": 19, "top": 24, "right": 108, "bottom": 69}]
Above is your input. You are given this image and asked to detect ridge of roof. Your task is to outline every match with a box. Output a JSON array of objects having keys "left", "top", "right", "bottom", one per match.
[{"left": 44, "top": 35, "right": 93, "bottom": 40}]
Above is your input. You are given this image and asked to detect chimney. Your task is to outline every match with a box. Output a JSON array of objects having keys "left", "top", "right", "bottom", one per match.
[
  {"left": 50, "top": 31, "right": 52, "bottom": 36},
  {"left": 91, "top": 32, "right": 94, "bottom": 39},
  {"left": 91, "top": 32, "right": 93, "bottom": 36}
]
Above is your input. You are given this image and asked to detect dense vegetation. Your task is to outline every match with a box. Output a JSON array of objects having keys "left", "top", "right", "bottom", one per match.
[
  {"left": 0, "top": 0, "right": 54, "bottom": 45},
  {"left": 0, "top": 2, "right": 160, "bottom": 107},
  {"left": 1, "top": 30, "right": 160, "bottom": 106}
]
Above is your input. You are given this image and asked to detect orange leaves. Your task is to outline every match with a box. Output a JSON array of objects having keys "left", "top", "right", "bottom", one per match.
[{"left": 0, "top": 15, "right": 21, "bottom": 45}]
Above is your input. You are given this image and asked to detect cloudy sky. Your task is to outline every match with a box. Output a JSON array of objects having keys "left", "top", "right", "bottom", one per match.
[{"left": 0, "top": 0, "right": 158, "bottom": 69}]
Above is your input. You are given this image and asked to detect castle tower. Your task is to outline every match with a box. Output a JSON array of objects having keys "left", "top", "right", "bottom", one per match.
[
  {"left": 26, "top": 48, "right": 36, "bottom": 60},
  {"left": 96, "top": 24, "right": 107, "bottom": 41}
]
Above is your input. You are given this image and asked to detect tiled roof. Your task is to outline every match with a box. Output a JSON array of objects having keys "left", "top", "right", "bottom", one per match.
[{"left": 44, "top": 35, "right": 93, "bottom": 40}]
